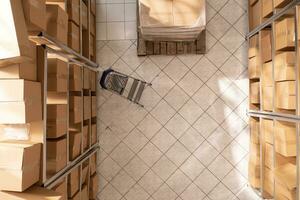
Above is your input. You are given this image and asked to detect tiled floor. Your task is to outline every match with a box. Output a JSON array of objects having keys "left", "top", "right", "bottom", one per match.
[{"left": 96, "top": 0, "right": 261, "bottom": 200}]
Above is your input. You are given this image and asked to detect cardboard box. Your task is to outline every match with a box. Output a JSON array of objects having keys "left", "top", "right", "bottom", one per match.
[
  {"left": 0, "top": 80, "right": 42, "bottom": 124},
  {"left": 69, "top": 131, "right": 81, "bottom": 160},
  {"left": 91, "top": 0, "right": 96, "bottom": 15},
  {"left": 274, "top": 0, "right": 292, "bottom": 8},
  {"left": 262, "top": 119, "right": 273, "bottom": 144},
  {"left": 249, "top": 0, "right": 258, "bottom": 6},
  {"left": 274, "top": 52, "right": 295, "bottom": 82},
  {"left": 67, "top": 0, "right": 80, "bottom": 25},
  {"left": 83, "top": 68, "right": 90, "bottom": 89},
  {"left": 264, "top": 167, "right": 274, "bottom": 197},
  {"left": 90, "top": 153, "right": 96, "bottom": 175},
  {"left": 274, "top": 163, "right": 296, "bottom": 200},
  {"left": 275, "top": 152, "right": 296, "bottom": 167},
  {"left": 249, "top": 34, "right": 259, "bottom": 58},
  {"left": 262, "top": 86, "right": 273, "bottom": 111},
  {"left": 84, "top": 96, "right": 91, "bottom": 120},
  {"left": 249, "top": 1, "right": 261, "bottom": 31},
  {"left": 249, "top": 57, "right": 260, "bottom": 80},
  {"left": 0, "top": 141, "right": 41, "bottom": 192},
  {"left": 68, "top": 167, "right": 80, "bottom": 197},
  {"left": 0, "top": 186, "right": 63, "bottom": 200},
  {"left": 47, "top": 104, "right": 67, "bottom": 138},
  {"left": 22, "top": 0, "right": 46, "bottom": 32},
  {"left": 81, "top": 184, "right": 88, "bottom": 200},
  {"left": 46, "top": 4, "right": 68, "bottom": 44},
  {"left": 0, "top": 40, "right": 37, "bottom": 81},
  {"left": 83, "top": 125, "right": 89, "bottom": 151},
  {"left": 250, "top": 142, "right": 260, "bottom": 162},
  {"left": 47, "top": 92, "right": 68, "bottom": 104},
  {"left": 261, "top": 30, "right": 272, "bottom": 63},
  {"left": 91, "top": 124, "right": 97, "bottom": 145},
  {"left": 275, "top": 17, "right": 295, "bottom": 51},
  {"left": 0, "top": 0, "right": 33, "bottom": 67},
  {"left": 264, "top": 143, "right": 273, "bottom": 169},
  {"left": 48, "top": 58, "right": 68, "bottom": 92},
  {"left": 262, "top": 62, "right": 273, "bottom": 86},
  {"left": 91, "top": 71, "right": 96, "bottom": 91},
  {"left": 250, "top": 81, "right": 260, "bottom": 104},
  {"left": 0, "top": 141, "right": 41, "bottom": 188},
  {"left": 276, "top": 81, "right": 296, "bottom": 110},
  {"left": 70, "top": 64, "right": 82, "bottom": 91},
  {"left": 262, "top": 0, "right": 273, "bottom": 18},
  {"left": 47, "top": 138, "right": 67, "bottom": 174},
  {"left": 52, "top": 178, "right": 67, "bottom": 200},
  {"left": 90, "top": 13, "right": 95, "bottom": 36},
  {"left": 250, "top": 117, "right": 260, "bottom": 144},
  {"left": 81, "top": 3, "right": 88, "bottom": 29},
  {"left": 249, "top": 161, "right": 261, "bottom": 188},
  {"left": 69, "top": 96, "right": 82, "bottom": 124},
  {"left": 89, "top": 173, "right": 98, "bottom": 199},
  {"left": 91, "top": 96, "right": 97, "bottom": 117},
  {"left": 68, "top": 21, "right": 80, "bottom": 52},
  {"left": 274, "top": 121, "right": 296, "bottom": 157},
  {"left": 81, "top": 164, "right": 89, "bottom": 185}
]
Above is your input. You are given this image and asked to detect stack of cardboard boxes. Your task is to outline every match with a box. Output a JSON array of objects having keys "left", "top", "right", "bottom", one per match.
[
  {"left": 274, "top": 17, "right": 295, "bottom": 113},
  {"left": 0, "top": 0, "right": 42, "bottom": 192},
  {"left": 261, "top": 29, "right": 273, "bottom": 112},
  {"left": 262, "top": 119, "right": 274, "bottom": 198},
  {"left": 0, "top": 0, "right": 98, "bottom": 199},
  {"left": 249, "top": 117, "right": 261, "bottom": 189},
  {"left": 89, "top": 153, "right": 98, "bottom": 200},
  {"left": 274, "top": 121, "right": 297, "bottom": 200},
  {"left": 249, "top": 34, "right": 261, "bottom": 110}
]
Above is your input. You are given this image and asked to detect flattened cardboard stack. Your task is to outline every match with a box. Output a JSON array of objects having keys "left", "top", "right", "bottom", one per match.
[{"left": 138, "top": 0, "right": 206, "bottom": 41}]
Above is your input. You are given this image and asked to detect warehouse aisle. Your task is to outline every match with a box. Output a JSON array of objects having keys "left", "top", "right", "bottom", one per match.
[{"left": 95, "top": 0, "right": 258, "bottom": 199}]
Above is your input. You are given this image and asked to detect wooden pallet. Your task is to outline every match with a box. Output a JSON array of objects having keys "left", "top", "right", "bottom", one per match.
[
  {"left": 136, "top": 1, "right": 206, "bottom": 56},
  {"left": 137, "top": 30, "right": 206, "bottom": 56}
]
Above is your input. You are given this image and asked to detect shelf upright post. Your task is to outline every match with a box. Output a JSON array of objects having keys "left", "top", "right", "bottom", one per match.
[
  {"left": 67, "top": 62, "right": 70, "bottom": 165},
  {"left": 294, "top": 5, "right": 300, "bottom": 200},
  {"left": 37, "top": 45, "right": 48, "bottom": 184},
  {"left": 271, "top": 17, "right": 277, "bottom": 200}
]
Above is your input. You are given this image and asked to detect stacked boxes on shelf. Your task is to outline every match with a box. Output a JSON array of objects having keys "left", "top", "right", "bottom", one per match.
[
  {"left": 249, "top": 34, "right": 261, "bottom": 110},
  {"left": 262, "top": 119, "right": 274, "bottom": 198},
  {"left": 46, "top": 58, "right": 68, "bottom": 177},
  {"left": 249, "top": 117, "right": 261, "bottom": 189},
  {"left": 261, "top": 29, "right": 273, "bottom": 111},
  {"left": 89, "top": 153, "right": 98, "bottom": 200},
  {"left": 274, "top": 17, "right": 296, "bottom": 114},
  {"left": 0, "top": 0, "right": 98, "bottom": 199},
  {"left": 248, "top": 1, "right": 299, "bottom": 199}
]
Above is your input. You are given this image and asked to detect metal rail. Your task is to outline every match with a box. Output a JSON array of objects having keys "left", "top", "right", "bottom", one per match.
[
  {"left": 29, "top": 32, "right": 98, "bottom": 69},
  {"left": 247, "top": 0, "right": 300, "bottom": 39},
  {"left": 45, "top": 144, "right": 99, "bottom": 188}
]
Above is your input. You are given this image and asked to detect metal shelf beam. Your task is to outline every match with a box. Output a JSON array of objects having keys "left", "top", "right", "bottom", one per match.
[
  {"left": 44, "top": 144, "right": 99, "bottom": 188},
  {"left": 29, "top": 32, "right": 98, "bottom": 69}
]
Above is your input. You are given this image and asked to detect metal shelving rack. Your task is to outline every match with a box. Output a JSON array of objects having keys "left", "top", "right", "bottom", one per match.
[
  {"left": 248, "top": 0, "right": 300, "bottom": 199},
  {"left": 25, "top": 1, "right": 99, "bottom": 198}
]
